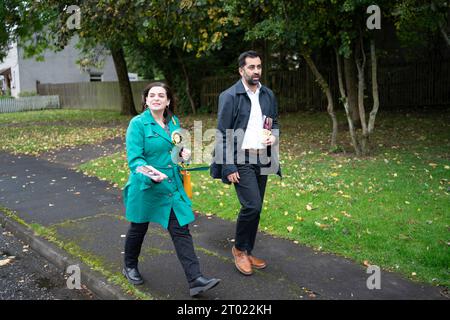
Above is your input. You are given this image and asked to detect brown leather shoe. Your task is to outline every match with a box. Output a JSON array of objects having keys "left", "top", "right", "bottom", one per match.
[
  {"left": 248, "top": 255, "right": 267, "bottom": 269},
  {"left": 232, "top": 246, "right": 253, "bottom": 275}
]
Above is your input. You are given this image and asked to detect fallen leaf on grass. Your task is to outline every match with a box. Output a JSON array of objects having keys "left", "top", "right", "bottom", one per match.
[
  {"left": 330, "top": 172, "right": 339, "bottom": 177},
  {"left": 398, "top": 234, "right": 410, "bottom": 240},
  {"left": 314, "top": 221, "right": 329, "bottom": 229},
  {"left": 341, "top": 211, "right": 352, "bottom": 218},
  {"left": 287, "top": 226, "right": 294, "bottom": 233}
]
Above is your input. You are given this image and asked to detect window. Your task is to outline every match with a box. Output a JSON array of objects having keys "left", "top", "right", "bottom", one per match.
[{"left": 90, "top": 72, "right": 102, "bottom": 82}]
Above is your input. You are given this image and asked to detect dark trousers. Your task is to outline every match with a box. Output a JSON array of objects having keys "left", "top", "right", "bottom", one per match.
[
  {"left": 234, "top": 164, "right": 268, "bottom": 255},
  {"left": 124, "top": 210, "right": 202, "bottom": 283}
]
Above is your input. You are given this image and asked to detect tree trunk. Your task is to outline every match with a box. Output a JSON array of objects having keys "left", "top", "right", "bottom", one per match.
[
  {"left": 176, "top": 51, "right": 196, "bottom": 115},
  {"left": 263, "top": 39, "right": 270, "bottom": 85},
  {"left": 110, "top": 45, "right": 137, "bottom": 116},
  {"left": 336, "top": 49, "right": 361, "bottom": 156},
  {"left": 343, "top": 54, "right": 360, "bottom": 125},
  {"left": 431, "top": 2, "right": 450, "bottom": 49},
  {"left": 368, "top": 39, "right": 380, "bottom": 134},
  {"left": 302, "top": 53, "right": 338, "bottom": 150},
  {"left": 439, "top": 22, "right": 450, "bottom": 49},
  {"left": 355, "top": 34, "right": 369, "bottom": 155},
  {"left": 110, "top": 46, "right": 135, "bottom": 115}
]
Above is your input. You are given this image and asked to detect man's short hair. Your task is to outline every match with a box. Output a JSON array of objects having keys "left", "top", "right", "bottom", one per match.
[{"left": 238, "top": 50, "right": 262, "bottom": 68}]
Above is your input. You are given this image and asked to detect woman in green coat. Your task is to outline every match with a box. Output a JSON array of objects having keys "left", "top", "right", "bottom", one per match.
[{"left": 122, "top": 82, "right": 220, "bottom": 297}]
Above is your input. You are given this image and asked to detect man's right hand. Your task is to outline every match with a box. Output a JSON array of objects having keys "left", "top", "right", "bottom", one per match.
[{"left": 227, "top": 171, "right": 240, "bottom": 184}]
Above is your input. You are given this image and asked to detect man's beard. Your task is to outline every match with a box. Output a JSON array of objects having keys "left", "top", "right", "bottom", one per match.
[{"left": 246, "top": 75, "right": 260, "bottom": 86}]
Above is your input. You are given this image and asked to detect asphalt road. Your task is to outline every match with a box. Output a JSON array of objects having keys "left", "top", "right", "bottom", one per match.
[{"left": 0, "top": 224, "right": 96, "bottom": 300}]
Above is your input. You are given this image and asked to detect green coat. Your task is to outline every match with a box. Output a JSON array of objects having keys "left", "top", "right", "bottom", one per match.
[{"left": 122, "top": 109, "right": 193, "bottom": 228}]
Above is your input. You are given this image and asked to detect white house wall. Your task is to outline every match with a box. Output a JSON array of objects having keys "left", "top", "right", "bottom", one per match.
[
  {"left": 18, "top": 36, "right": 119, "bottom": 94},
  {"left": 0, "top": 43, "right": 20, "bottom": 97}
]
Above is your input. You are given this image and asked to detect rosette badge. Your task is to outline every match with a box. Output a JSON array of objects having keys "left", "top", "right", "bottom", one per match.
[{"left": 171, "top": 131, "right": 183, "bottom": 146}]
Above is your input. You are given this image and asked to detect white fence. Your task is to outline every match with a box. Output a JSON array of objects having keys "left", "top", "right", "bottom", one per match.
[{"left": 0, "top": 95, "right": 60, "bottom": 113}]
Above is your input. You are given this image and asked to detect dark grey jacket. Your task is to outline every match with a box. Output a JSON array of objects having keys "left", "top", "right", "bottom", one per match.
[{"left": 210, "top": 80, "right": 281, "bottom": 184}]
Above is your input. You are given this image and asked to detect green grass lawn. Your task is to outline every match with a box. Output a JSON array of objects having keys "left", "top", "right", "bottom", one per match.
[
  {"left": 0, "top": 109, "right": 130, "bottom": 155},
  {"left": 0, "top": 109, "right": 131, "bottom": 125},
  {"left": 79, "top": 109, "right": 450, "bottom": 288}
]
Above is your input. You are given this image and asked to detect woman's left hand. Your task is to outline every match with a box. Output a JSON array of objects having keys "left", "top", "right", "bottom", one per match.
[{"left": 180, "top": 148, "right": 191, "bottom": 162}]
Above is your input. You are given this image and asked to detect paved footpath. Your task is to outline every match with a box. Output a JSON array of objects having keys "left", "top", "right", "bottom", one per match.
[{"left": 0, "top": 140, "right": 447, "bottom": 300}]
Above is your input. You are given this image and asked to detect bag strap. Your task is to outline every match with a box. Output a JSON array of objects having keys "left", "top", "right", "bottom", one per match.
[{"left": 183, "top": 166, "right": 210, "bottom": 172}]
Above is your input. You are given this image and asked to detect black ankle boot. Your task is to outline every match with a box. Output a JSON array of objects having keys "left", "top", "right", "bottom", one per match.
[
  {"left": 189, "top": 276, "right": 221, "bottom": 297},
  {"left": 122, "top": 267, "right": 144, "bottom": 285}
]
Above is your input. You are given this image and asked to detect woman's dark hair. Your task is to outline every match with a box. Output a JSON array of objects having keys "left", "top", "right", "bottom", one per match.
[{"left": 141, "top": 82, "right": 176, "bottom": 124}]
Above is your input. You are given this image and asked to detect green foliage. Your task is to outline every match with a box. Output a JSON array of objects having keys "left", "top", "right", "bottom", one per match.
[
  {"left": 18, "top": 91, "right": 38, "bottom": 97},
  {"left": 393, "top": 0, "right": 449, "bottom": 50},
  {"left": 0, "top": 0, "right": 53, "bottom": 61},
  {"left": 136, "top": 0, "right": 230, "bottom": 57},
  {"left": 21, "top": 0, "right": 246, "bottom": 113},
  {"left": 225, "top": 0, "right": 390, "bottom": 57},
  {"left": 0, "top": 93, "right": 14, "bottom": 99}
]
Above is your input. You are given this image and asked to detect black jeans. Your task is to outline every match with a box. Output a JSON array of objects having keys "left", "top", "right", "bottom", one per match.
[
  {"left": 234, "top": 164, "right": 268, "bottom": 255},
  {"left": 124, "top": 210, "right": 202, "bottom": 283}
]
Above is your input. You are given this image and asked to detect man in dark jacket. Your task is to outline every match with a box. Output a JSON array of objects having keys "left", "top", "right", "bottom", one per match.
[{"left": 210, "top": 50, "right": 281, "bottom": 276}]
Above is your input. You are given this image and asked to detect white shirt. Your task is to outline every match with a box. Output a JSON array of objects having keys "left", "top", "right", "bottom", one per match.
[{"left": 241, "top": 80, "right": 265, "bottom": 150}]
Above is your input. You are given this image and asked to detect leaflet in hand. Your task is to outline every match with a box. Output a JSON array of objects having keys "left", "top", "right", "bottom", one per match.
[
  {"left": 263, "top": 115, "right": 273, "bottom": 130},
  {"left": 137, "top": 165, "right": 166, "bottom": 180},
  {"left": 262, "top": 116, "right": 273, "bottom": 138}
]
